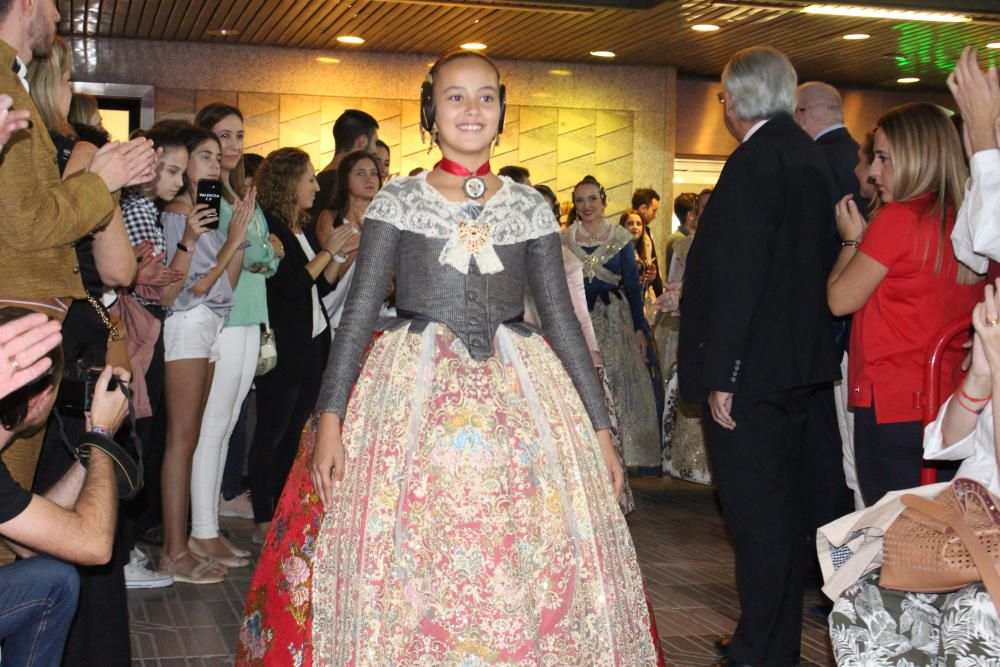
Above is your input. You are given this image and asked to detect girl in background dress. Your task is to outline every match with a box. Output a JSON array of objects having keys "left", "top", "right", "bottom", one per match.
[{"left": 564, "top": 177, "right": 661, "bottom": 474}]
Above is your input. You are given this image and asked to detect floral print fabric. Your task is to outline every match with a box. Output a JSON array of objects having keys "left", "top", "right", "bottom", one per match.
[
  {"left": 829, "top": 573, "right": 1000, "bottom": 666},
  {"left": 311, "top": 324, "right": 656, "bottom": 665}
]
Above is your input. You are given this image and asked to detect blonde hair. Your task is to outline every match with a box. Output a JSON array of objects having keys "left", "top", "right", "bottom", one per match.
[
  {"left": 873, "top": 103, "right": 979, "bottom": 285},
  {"left": 68, "top": 93, "right": 99, "bottom": 127},
  {"left": 27, "top": 36, "right": 74, "bottom": 137},
  {"left": 256, "top": 148, "right": 312, "bottom": 231}
]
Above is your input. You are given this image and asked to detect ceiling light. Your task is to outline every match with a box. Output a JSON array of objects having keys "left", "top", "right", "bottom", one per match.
[
  {"left": 692, "top": 24, "right": 720, "bottom": 32},
  {"left": 843, "top": 33, "right": 870, "bottom": 40},
  {"left": 337, "top": 35, "right": 365, "bottom": 44},
  {"left": 989, "top": 43, "right": 1000, "bottom": 49},
  {"left": 460, "top": 42, "right": 487, "bottom": 50},
  {"left": 206, "top": 28, "right": 239, "bottom": 37},
  {"left": 589, "top": 50, "right": 615, "bottom": 58},
  {"left": 549, "top": 69, "right": 572, "bottom": 76},
  {"left": 316, "top": 57, "right": 340, "bottom": 64},
  {"left": 897, "top": 77, "right": 920, "bottom": 84},
  {"left": 802, "top": 5, "right": 970, "bottom": 23}
]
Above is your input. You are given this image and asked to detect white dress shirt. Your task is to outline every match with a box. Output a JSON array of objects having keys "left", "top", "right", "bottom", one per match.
[
  {"left": 951, "top": 148, "right": 1000, "bottom": 274},
  {"left": 923, "top": 396, "right": 999, "bottom": 495},
  {"left": 294, "top": 232, "right": 329, "bottom": 338},
  {"left": 742, "top": 119, "right": 769, "bottom": 143}
]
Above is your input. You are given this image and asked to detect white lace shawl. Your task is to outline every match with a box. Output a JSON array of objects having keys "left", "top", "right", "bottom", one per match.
[{"left": 364, "top": 172, "right": 558, "bottom": 274}]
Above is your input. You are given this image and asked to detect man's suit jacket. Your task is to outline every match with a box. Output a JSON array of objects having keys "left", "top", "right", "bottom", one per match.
[
  {"left": 0, "top": 40, "right": 114, "bottom": 300},
  {"left": 677, "top": 113, "right": 841, "bottom": 405},
  {"left": 817, "top": 126, "right": 861, "bottom": 203}
]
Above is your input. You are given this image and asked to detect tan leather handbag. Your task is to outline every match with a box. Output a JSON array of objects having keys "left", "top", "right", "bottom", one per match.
[{"left": 881, "top": 478, "right": 1000, "bottom": 615}]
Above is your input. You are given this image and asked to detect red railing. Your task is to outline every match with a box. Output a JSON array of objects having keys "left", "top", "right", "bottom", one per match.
[{"left": 919, "top": 315, "right": 973, "bottom": 485}]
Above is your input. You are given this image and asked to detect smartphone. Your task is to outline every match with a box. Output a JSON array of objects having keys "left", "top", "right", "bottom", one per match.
[{"left": 196, "top": 179, "right": 222, "bottom": 230}]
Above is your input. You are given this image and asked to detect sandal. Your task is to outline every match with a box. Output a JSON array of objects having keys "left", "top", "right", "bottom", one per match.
[
  {"left": 189, "top": 537, "right": 250, "bottom": 569},
  {"left": 218, "top": 534, "right": 251, "bottom": 559},
  {"left": 159, "top": 551, "right": 225, "bottom": 585}
]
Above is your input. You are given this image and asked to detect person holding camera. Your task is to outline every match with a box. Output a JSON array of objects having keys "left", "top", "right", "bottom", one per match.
[{"left": 0, "top": 308, "right": 134, "bottom": 667}]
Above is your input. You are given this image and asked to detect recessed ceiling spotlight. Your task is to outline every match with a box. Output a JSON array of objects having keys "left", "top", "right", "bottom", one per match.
[
  {"left": 802, "top": 4, "right": 969, "bottom": 23},
  {"left": 460, "top": 42, "right": 487, "bottom": 50},
  {"left": 988, "top": 42, "right": 1000, "bottom": 49},
  {"left": 692, "top": 24, "right": 720, "bottom": 32},
  {"left": 589, "top": 50, "right": 615, "bottom": 58},
  {"left": 337, "top": 35, "right": 365, "bottom": 44},
  {"left": 206, "top": 28, "right": 239, "bottom": 37},
  {"left": 316, "top": 57, "right": 340, "bottom": 64},
  {"left": 549, "top": 69, "right": 572, "bottom": 76},
  {"left": 897, "top": 76, "right": 920, "bottom": 84},
  {"left": 843, "top": 33, "right": 870, "bottom": 40}
]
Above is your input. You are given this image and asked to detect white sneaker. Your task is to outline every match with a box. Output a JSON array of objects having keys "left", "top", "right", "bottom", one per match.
[
  {"left": 125, "top": 549, "right": 174, "bottom": 589},
  {"left": 219, "top": 491, "right": 254, "bottom": 519}
]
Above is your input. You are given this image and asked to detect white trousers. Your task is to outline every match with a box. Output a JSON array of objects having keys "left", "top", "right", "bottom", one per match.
[
  {"left": 834, "top": 353, "right": 864, "bottom": 511},
  {"left": 191, "top": 324, "right": 260, "bottom": 539}
]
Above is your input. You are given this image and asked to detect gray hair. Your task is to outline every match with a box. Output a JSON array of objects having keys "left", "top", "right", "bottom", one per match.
[{"left": 722, "top": 46, "right": 798, "bottom": 121}]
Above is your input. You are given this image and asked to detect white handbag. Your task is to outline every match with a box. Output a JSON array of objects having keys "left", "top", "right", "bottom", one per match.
[{"left": 256, "top": 322, "right": 278, "bottom": 376}]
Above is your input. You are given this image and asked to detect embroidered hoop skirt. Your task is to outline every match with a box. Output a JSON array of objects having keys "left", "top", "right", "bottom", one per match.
[
  {"left": 591, "top": 295, "right": 661, "bottom": 470},
  {"left": 238, "top": 323, "right": 658, "bottom": 665}
]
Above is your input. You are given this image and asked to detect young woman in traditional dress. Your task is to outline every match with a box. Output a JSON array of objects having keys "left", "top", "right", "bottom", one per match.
[{"left": 237, "top": 51, "right": 659, "bottom": 666}]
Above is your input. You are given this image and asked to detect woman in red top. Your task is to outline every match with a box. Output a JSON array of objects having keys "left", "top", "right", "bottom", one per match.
[{"left": 828, "top": 102, "right": 982, "bottom": 506}]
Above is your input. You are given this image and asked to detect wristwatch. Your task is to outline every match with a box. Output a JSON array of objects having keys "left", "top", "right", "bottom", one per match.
[{"left": 176, "top": 241, "right": 193, "bottom": 253}]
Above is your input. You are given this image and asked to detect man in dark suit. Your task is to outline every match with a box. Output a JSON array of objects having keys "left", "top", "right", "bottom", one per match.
[
  {"left": 796, "top": 81, "right": 864, "bottom": 521},
  {"left": 678, "top": 47, "right": 841, "bottom": 667}
]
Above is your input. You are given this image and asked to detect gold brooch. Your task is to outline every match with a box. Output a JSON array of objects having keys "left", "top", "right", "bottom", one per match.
[{"left": 458, "top": 220, "right": 491, "bottom": 255}]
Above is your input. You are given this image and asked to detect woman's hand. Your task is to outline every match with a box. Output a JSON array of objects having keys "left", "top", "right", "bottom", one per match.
[
  {"left": 634, "top": 329, "right": 648, "bottom": 359},
  {"left": 226, "top": 186, "right": 256, "bottom": 246},
  {"left": 656, "top": 282, "right": 682, "bottom": 315},
  {"left": 835, "top": 194, "right": 866, "bottom": 242},
  {"left": 181, "top": 204, "right": 216, "bottom": 247},
  {"left": 947, "top": 46, "right": 1000, "bottom": 155},
  {"left": 324, "top": 223, "right": 360, "bottom": 257},
  {"left": 971, "top": 279, "right": 1000, "bottom": 377},
  {"left": 135, "top": 249, "right": 184, "bottom": 286},
  {"left": 310, "top": 412, "right": 346, "bottom": 509},
  {"left": 596, "top": 429, "right": 624, "bottom": 500},
  {"left": 268, "top": 233, "right": 285, "bottom": 260}
]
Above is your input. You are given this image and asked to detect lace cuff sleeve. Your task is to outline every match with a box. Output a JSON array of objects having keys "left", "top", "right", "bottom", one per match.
[
  {"left": 527, "top": 232, "right": 612, "bottom": 431},
  {"left": 316, "top": 218, "right": 399, "bottom": 418}
]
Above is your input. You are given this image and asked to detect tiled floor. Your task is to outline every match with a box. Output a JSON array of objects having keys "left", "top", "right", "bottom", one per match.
[{"left": 129, "top": 477, "right": 835, "bottom": 666}]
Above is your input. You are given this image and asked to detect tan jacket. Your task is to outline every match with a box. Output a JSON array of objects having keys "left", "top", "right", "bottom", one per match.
[{"left": 0, "top": 40, "right": 114, "bottom": 300}]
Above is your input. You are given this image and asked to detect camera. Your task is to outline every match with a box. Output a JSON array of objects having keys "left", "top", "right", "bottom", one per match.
[{"left": 56, "top": 360, "right": 120, "bottom": 413}]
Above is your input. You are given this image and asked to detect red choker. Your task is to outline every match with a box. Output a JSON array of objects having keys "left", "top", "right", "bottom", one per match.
[{"left": 434, "top": 158, "right": 491, "bottom": 199}]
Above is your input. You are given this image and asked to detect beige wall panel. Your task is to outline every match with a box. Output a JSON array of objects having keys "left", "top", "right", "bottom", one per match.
[
  {"left": 155, "top": 88, "right": 196, "bottom": 118},
  {"left": 321, "top": 97, "right": 364, "bottom": 125},
  {"left": 238, "top": 92, "right": 280, "bottom": 119},
  {"left": 195, "top": 90, "right": 238, "bottom": 111},
  {"left": 596, "top": 126, "right": 634, "bottom": 164},
  {"left": 597, "top": 109, "right": 633, "bottom": 136},
  {"left": 595, "top": 155, "right": 633, "bottom": 191},
  {"left": 520, "top": 107, "right": 558, "bottom": 134},
  {"left": 244, "top": 109, "right": 280, "bottom": 148},
  {"left": 493, "top": 120, "right": 520, "bottom": 158},
  {"left": 246, "top": 139, "right": 280, "bottom": 157},
  {"left": 376, "top": 114, "right": 402, "bottom": 149},
  {"left": 279, "top": 111, "right": 322, "bottom": 148},
  {"left": 519, "top": 122, "right": 558, "bottom": 163},
  {"left": 557, "top": 154, "right": 597, "bottom": 192},
  {"left": 558, "top": 124, "right": 596, "bottom": 163},
  {"left": 605, "top": 183, "right": 633, "bottom": 218},
  {"left": 280, "top": 95, "right": 322, "bottom": 123},
  {"left": 522, "top": 151, "right": 558, "bottom": 185},
  {"left": 558, "top": 108, "right": 596, "bottom": 135}
]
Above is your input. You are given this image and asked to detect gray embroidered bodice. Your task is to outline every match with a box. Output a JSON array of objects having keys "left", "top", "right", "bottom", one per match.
[{"left": 316, "top": 173, "right": 611, "bottom": 431}]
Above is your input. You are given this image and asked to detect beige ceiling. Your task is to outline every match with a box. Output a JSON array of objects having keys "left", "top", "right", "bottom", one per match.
[{"left": 59, "top": 0, "right": 1000, "bottom": 89}]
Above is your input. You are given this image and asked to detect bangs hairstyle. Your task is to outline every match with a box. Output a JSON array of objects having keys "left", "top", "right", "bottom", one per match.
[
  {"left": 722, "top": 46, "right": 797, "bottom": 121},
  {"left": 255, "top": 148, "right": 313, "bottom": 230},
  {"left": 27, "top": 36, "right": 74, "bottom": 138},
  {"left": 177, "top": 125, "right": 221, "bottom": 198},
  {"left": 874, "top": 102, "right": 978, "bottom": 285},
  {"left": 327, "top": 151, "right": 381, "bottom": 227},
  {"left": 195, "top": 103, "right": 246, "bottom": 204}
]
